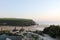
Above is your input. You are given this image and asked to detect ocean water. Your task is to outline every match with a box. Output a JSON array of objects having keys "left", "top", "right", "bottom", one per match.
[{"left": 36, "top": 21, "right": 60, "bottom": 25}]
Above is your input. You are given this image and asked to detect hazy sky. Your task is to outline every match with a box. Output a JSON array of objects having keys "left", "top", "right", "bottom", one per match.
[{"left": 0, "top": 0, "right": 60, "bottom": 21}]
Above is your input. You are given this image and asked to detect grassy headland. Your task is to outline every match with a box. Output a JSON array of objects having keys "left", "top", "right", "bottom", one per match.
[{"left": 0, "top": 18, "right": 36, "bottom": 26}]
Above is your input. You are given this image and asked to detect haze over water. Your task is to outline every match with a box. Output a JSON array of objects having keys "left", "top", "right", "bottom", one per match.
[{"left": 36, "top": 21, "right": 60, "bottom": 25}]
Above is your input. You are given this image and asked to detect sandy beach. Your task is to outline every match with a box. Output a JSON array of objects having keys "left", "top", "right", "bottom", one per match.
[{"left": 0, "top": 25, "right": 49, "bottom": 31}]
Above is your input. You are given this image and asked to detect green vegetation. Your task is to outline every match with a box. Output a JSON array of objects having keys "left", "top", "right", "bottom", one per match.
[
  {"left": 43, "top": 25, "right": 60, "bottom": 38},
  {"left": 0, "top": 18, "right": 36, "bottom": 26},
  {"left": 32, "top": 34, "right": 39, "bottom": 40}
]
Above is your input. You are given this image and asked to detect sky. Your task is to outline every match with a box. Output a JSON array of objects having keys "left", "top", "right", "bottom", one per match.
[{"left": 0, "top": 0, "right": 60, "bottom": 23}]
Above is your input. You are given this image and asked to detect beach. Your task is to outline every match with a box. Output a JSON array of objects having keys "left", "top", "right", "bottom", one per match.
[{"left": 0, "top": 25, "right": 49, "bottom": 31}]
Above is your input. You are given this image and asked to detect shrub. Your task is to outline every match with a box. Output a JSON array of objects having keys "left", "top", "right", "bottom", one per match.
[{"left": 43, "top": 25, "right": 60, "bottom": 38}]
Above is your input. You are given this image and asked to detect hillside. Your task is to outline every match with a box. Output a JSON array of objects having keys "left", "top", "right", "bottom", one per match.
[{"left": 0, "top": 18, "right": 36, "bottom": 26}]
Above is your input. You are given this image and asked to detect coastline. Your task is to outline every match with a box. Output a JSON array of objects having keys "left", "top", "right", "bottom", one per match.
[{"left": 0, "top": 25, "right": 49, "bottom": 31}]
